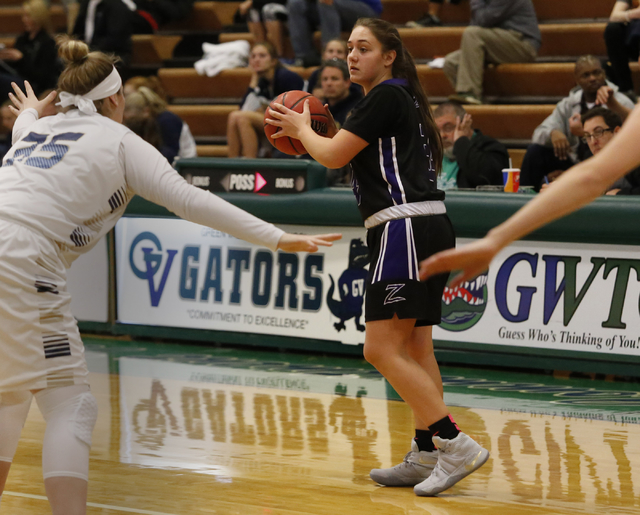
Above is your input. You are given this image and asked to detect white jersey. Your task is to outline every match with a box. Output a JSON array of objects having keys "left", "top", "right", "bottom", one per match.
[{"left": 0, "top": 109, "right": 284, "bottom": 267}]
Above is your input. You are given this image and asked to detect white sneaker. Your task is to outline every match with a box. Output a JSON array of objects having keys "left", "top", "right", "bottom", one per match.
[
  {"left": 370, "top": 440, "right": 438, "bottom": 486},
  {"left": 414, "top": 432, "right": 489, "bottom": 496}
]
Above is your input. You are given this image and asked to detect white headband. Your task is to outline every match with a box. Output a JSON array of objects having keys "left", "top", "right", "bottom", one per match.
[{"left": 57, "top": 67, "right": 122, "bottom": 115}]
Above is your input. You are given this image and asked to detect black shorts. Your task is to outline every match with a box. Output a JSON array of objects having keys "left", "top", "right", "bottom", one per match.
[{"left": 365, "top": 214, "right": 455, "bottom": 326}]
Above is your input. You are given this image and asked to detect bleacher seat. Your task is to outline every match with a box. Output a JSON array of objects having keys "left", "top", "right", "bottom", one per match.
[
  {"left": 381, "top": 0, "right": 611, "bottom": 25},
  {"left": 399, "top": 24, "right": 608, "bottom": 61},
  {"left": 0, "top": 0, "right": 616, "bottom": 158},
  {"left": 161, "top": 1, "right": 239, "bottom": 32},
  {"left": 132, "top": 35, "right": 182, "bottom": 67}
]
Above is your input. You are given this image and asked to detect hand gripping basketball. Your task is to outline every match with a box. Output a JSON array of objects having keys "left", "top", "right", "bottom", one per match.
[{"left": 264, "top": 90, "right": 329, "bottom": 155}]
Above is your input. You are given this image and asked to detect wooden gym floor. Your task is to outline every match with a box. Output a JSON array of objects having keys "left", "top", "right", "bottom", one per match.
[{"left": 3, "top": 337, "right": 640, "bottom": 514}]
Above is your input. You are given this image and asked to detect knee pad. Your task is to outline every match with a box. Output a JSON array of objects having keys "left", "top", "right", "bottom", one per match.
[
  {"left": 0, "top": 390, "right": 32, "bottom": 463},
  {"left": 35, "top": 385, "right": 98, "bottom": 481}
]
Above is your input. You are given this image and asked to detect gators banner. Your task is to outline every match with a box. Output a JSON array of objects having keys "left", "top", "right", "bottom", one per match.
[
  {"left": 116, "top": 218, "right": 369, "bottom": 346},
  {"left": 115, "top": 218, "right": 640, "bottom": 356}
]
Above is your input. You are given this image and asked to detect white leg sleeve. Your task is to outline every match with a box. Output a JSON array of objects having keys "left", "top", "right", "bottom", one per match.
[
  {"left": 0, "top": 391, "right": 32, "bottom": 463},
  {"left": 35, "top": 384, "right": 98, "bottom": 481}
]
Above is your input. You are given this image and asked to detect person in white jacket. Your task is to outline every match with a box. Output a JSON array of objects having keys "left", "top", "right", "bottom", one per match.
[
  {"left": 521, "top": 55, "right": 635, "bottom": 190},
  {"left": 0, "top": 36, "right": 339, "bottom": 515}
]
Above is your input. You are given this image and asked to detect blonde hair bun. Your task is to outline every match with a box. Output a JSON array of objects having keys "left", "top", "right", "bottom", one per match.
[{"left": 57, "top": 35, "right": 90, "bottom": 65}]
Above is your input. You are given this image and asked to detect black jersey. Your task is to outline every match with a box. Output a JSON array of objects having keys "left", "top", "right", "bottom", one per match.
[{"left": 342, "top": 79, "right": 444, "bottom": 221}]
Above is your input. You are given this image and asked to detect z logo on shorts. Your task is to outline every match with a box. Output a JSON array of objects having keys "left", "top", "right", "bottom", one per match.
[{"left": 384, "top": 284, "right": 406, "bottom": 305}]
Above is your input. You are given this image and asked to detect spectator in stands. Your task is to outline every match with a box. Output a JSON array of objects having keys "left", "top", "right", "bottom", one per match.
[
  {"left": 521, "top": 56, "right": 635, "bottom": 190},
  {"left": 124, "top": 75, "right": 170, "bottom": 101},
  {"left": 73, "top": 0, "right": 133, "bottom": 63},
  {"left": 131, "top": 0, "right": 195, "bottom": 33},
  {"left": 434, "top": 101, "right": 509, "bottom": 190},
  {"left": 604, "top": 1, "right": 640, "bottom": 99},
  {"left": 319, "top": 58, "right": 360, "bottom": 127},
  {"left": 287, "top": 0, "right": 381, "bottom": 67},
  {"left": 236, "top": 0, "right": 288, "bottom": 58},
  {"left": 0, "top": 0, "right": 60, "bottom": 99},
  {"left": 318, "top": 58, "right": 361, "bottom": 185},
  {"left": 125, "top": 114, "right": 164, "bottom": 150},
  {"left": 580, "top": 108, "right": 636, "bottom": 194},
  {"left": 542, "top": 107, "right": 640, "bottom": 195},
  {"left": 406, "top": 0, "right": 462, "bottom": 28},
  {"left": 227, "top": 41, "right": 304, "bottom": 157},
  {"left": 125, "top": 86, "right": 198, "bottom": 163},
  {"left": 443, "top": 0, "right": 541, "bottom": 105},
  {"left": 307, "top": 39, "right": 348, "bottom": 96}
]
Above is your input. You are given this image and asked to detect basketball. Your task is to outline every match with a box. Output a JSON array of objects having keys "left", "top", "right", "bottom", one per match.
[{"left": 264, "top": 90, "right": 329, "bottom": 155}]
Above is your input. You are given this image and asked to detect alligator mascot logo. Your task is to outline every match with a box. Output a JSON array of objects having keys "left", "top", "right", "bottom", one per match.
[
  {"left": 440, "top": 271, "right": 489, "bottom": 331},
  {"left": 326, "top": 238, "right": 369, "bottom": 332}
]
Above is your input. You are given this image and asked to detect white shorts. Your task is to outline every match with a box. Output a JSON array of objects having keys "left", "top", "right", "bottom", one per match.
[{"left": 0, "top": 219, "right": 88, "bottom": 393}]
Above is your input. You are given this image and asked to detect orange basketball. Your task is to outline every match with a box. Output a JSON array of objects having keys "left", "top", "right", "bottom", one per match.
[{"left": 264, "top": 90, "right": 329, "bottom": 155}]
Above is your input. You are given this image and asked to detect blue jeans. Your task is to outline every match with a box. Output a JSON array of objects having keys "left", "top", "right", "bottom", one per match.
[{"left": 287, "top": 0, "right": 377, "bottom": 59}]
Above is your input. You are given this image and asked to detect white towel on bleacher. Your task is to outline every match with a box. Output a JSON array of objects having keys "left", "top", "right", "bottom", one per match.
[{"left": 194, "top": 40, "right": 251, "bottom": 77}]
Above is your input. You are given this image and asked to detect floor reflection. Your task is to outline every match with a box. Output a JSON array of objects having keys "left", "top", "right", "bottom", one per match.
[
  {"left": 119, "top": 356, "right": 389, "bottom": 482},
  {"left": 9, "top": 338, "right": 639, "bottom": 514}
]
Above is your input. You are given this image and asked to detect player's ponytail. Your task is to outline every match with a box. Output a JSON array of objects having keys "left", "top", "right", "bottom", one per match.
[
  {"left": 55, "top": 35, "right": 120, "bottom": 112},
  {"left": 353, "top": 18, "right": 443, "bottom": 174}
]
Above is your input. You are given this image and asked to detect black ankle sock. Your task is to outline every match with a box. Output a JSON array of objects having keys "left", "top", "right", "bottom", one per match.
[
  {"left": 414, "top": 429, "right": 436, "bottom": 452},
  {"left": 428, "top": 415, "right": 460, "bottom": 441}
]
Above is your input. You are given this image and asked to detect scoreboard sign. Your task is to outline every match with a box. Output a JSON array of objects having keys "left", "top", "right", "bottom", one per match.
[
  {"left": 176, "top": 158, "right": 327, "bottom": 194},
  {"left": 183, "top": 168, "right": 308, "bottom": 194}
]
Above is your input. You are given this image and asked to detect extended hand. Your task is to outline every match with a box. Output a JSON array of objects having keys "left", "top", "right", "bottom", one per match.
[
  {"left": 277, "top": 232, "right": 342, "bottom": 252},
  {"left": 595, "top": 85, "right": 614, "bottom": 107},
  {"left": 419, "top": 238, "right": 500, "bottom": 287},
  {"left": 453, "top": 113, "right": 474, "bottom": 142},
  {"left": 8, "top": 81, "right": 56, "bottom": 118},
  {"left": 568, "top": 113, "right": 583, "bottom": 137},
  {"left": 550, "top": 130, "right": 570, "bottom": 161},
  {"left": 266, "top": 100, "right": 311, "bottom": 140},
  {"left": 0, "top": 48, "right": 22, "bottom": 61}
]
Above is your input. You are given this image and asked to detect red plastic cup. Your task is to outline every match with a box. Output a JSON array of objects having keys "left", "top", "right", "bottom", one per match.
[{"left": 502, "top": 168, "right": 521, "bottom": 193}]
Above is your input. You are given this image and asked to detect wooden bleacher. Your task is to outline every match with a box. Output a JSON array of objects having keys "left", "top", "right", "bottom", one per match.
[{"left": 0, "top": 0, "right": 623, "bottom": 159}]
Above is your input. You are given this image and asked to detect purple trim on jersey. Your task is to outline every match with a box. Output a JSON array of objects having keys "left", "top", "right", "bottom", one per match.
[
  {"left": 380, "top": 137, "right": 405, "bottom": 206},
  {"left": 381, "top": 78, "right": 409, "bottom": 87},
  {"left": 374, "top": 219, "right": 412, "bottom": 282}
]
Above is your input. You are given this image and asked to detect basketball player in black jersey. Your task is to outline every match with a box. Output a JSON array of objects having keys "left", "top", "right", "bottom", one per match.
[{"left": 266, "top": 18, "right": 489, "bottom": 496}]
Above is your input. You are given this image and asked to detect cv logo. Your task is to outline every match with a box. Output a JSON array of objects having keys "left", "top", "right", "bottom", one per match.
[{"left": 129, "top": 231, "right": 177, "bottom": 307}]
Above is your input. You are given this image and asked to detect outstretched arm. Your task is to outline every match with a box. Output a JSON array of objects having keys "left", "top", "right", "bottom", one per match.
[
  {"left": 420, "top": 105, "right": 640, "bottom": 285},
  {"left": 123, "top": 134, "right": 341, "bottom": 253}
]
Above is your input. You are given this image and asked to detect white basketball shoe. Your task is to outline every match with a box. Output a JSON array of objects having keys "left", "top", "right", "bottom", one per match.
[
  {"left": 414, "top": 432, "right": 489, "bottom": 496},
  {"left": 370, "top": 440, "right": 438, "bottom": 486}
]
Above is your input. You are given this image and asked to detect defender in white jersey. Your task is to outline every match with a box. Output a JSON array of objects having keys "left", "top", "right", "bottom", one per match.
[{"left": 0, "top": 37, "right": 339, "bottom": 515}]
